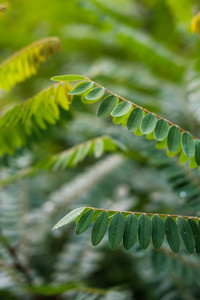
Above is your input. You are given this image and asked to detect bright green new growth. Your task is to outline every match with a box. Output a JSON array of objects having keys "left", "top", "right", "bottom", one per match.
[{"left": 0, "top": 37, "right": 61, "bottom": 91}]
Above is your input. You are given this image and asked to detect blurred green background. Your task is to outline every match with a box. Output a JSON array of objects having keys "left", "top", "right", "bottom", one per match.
[{"left": 1, "top": 0, "right": 200, "bottom": 299}]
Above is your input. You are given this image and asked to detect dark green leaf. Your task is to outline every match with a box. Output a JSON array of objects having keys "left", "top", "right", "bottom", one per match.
[
  {"left": 165, "top": 216, "right": 180, "bottom": 253},
  {"left": 167, "top": 126, "right": 181, "bottom": 153},
  {"left": 108, "top": 212, "right": 125, "bottom": 249},
  {"left": 91, "top": 211, "right": 109, "bottom": 246},
  {"left": 127, "top": 108, "right": 143, "bottom": 131},
  {"left": 152, "top": 215, "right": 165, "bottom": 249},
  {"left": 51, "top": 74, "right": 86, "bottom": 82},
  {"left": 188, "top": 219, "right": 200, "bottom": 254},
  {"left": 68, "top": 81, "right": 93, "bottom": 95},
  {"left": 52, "top": 207, "right": 86, "bottom": 230},
  {"left": 177, "top": 217, "right": 195, "bottom": 254},
  {"left": 154, "top": 119, "right": 169, "bottom": 141},
  {"left": 76, "top": 209, "right": 94, "bottom": 235},
  {"left": 97, "top": 95, "right": 118, "bottom": 118},
  {"left": 140, "top": 113, "right": 157, "bottom": 134},
  {"left": 111, "top": 101, "right": 132, "bottom": 117},
  {"left": 181, "top": 132, "right": 195, "bottom": 158},
  {"left": 123, "top": 214, "right": 138, "bottom": 250},
  {"left": 195, "top": 140, "right": 200, "bottom": 166},
  {"left": 85, "top": 87, "right": 105, "bottom": 100},
  {"left": 138, "top": 214, "right": 152, "bottom": 249}
]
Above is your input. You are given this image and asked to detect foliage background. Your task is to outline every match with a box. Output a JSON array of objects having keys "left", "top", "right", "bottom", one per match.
[{"left": 1, "top": 0, "right": 200, "bottom": 299}]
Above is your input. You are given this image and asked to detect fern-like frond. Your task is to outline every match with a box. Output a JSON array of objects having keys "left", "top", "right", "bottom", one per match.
[
  {"left": 51, "top": 75, "right": 200, "bottom": 169},
  {"left": 0, "top": 136, "right": 125, "bottom": 187},
  {"left": 53, "top": 206, "right": 200, "bottom": 255},
  {"left": 0, "top": 37, "right": 60, "bottom": 91},
  {"left": 0, "top": 82, "right": 72, "bottom": 155}
]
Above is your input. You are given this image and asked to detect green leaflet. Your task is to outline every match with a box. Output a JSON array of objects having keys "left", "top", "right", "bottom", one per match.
[
  {"left": 126, "top": 108, "right": 143, "bottom": 132},
  {"left": 188, "top": 219, "right": 200, "bottom": 254},
  {"left": 181, "top": 132, "right": 195, "bottom": 158},
  {"left": 156, "top": 137, "right": 167, "bottom": 149},
  {"left": 111, "top": 102, "right": 132, "bottom": 117},
  {"left": 91, "top": 211, "right": 109, "bottom": 246},
  {"left": 51, "top": 74, "right": 86, "bottom": 82},
  {"left": 165, "top": 216, "right": 180, "bottom": 253},
  {"left": 167, "top": 126, "right": 181, "bottom": 153},
  {"left": 123, "top": 214, "right": 138, "bottom": 250},
  {"left": 152, "top": 215, "right": 165, "bottom": 249},
  {"left": 76, "top": 209, "right": 94, "bottom": 235},
  {"left": 195, "top": 140, "right": 200, "bottom": 166},
  {"left": 108, "top": 212, "right": 125, "bottom": 249},
  {"left": 189, "top": 156, "right": 197, "bottom": 169},
  {"left": 140, "top": 113, "right": 157, "bottom": 135},
  {"left": 138, "top": 214, "right": 152, "bottom": 249},
  {"left": 154, "top": 119, "right": 169, "bottom": 141},
  {"left": 52, "top": 207, "right": 86, "bottom": 230},
  {"left": 177, "top": 217, "right": 195, "bottom": 254},
  {"left": 97, "top": 95, "right": 118, "bottom": 118},
  {"left": 68, "top": 81, "right": 93, "bottom": 95},
  {"left": 94, "top": 138, "right": 104, "bottom": 158},
  {"left": 179, "top": 151, "right": 189, "bottom": 164},
  {"left": 85, "top": 87, "right": 105, "bottom": 101}
]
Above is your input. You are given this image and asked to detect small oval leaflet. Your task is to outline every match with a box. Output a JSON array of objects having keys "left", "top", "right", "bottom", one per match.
[
  {"left": 127, "top": 108, "right": 143, "bottom": 132},
  {"left": 97, "top": 95, "right": 118, "bottom": 118},
  {"left": 181, "top": 132, "right": 195, "bottom": 158},
  {"left": 91, "top": 211, "right": 109, "bottom": 246},
  {"left": 123, "top": 214, "right": 138, "bottom": 250},
  {"left": 188, "top": 219, "right": 200, "bottom": 254},
  {"left": 68, "top": 81, "right": 93, "bottom": 95},
  {"left": 140, "top": 113, "right": 157, "bottom": 135},
  {"left": 51, "top": 74, "right": 86, "bottom": 82},
  {"left": 76, "top": 209, "right": 94, "bottom": 235},
  {"left": 138, "top": 214, "right": 152, "bottom": 249},
  {"left": 152, "top": 215, "right": 165, "bottom": 249},
  {"left": 94, "top": 138, "right": 104, "bottom": 158},
  {"left": 52, "top": 207, "right": 86, "bottom": 230},
  {"left": 108, "top": 212, "right": 125, "bottom": 249},
  {"left": 177, "top": 217, "right": 195, "bottom": 254},
  {"left": 154, "top": 119, "right": 169, "bottom": 141},
  {"left": 167, "top": 126, "right": 181, "bottom": 153},
  {"left": 85, "top": 87, "right": 105, "bottom": 101},
  {"left": 165, "top": 216, "right": 180, "bottom": 253},
  {"left": 111, "top": 101, "right": 132, "bottom": 117},
  {"left": 195, "top": 140, "right": 200, "bottom": 166}
]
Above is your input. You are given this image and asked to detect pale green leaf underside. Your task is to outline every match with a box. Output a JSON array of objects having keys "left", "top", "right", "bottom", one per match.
[
  {"left": 111, "top": 102, "right": 132, "bottom": 117},
  {"left": 51, "top": 74, "right": 86, "bottom": 82},
  {"left": 52, "top": 207, "right": 86, "bottom": 230}
]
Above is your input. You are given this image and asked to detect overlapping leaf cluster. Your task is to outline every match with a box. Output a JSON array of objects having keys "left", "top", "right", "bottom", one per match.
[
  {"left": 0, "top": 82, "right": 71, "bottom": 155},
  {"left": 0, "top": 37, "right": 60, "bottom": 91},
  {"left": 53, "top": 207, "right": 200, "bottom": 255},
  {"left": 52, "top": 75, "right": 200, "bottom": 169}
]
